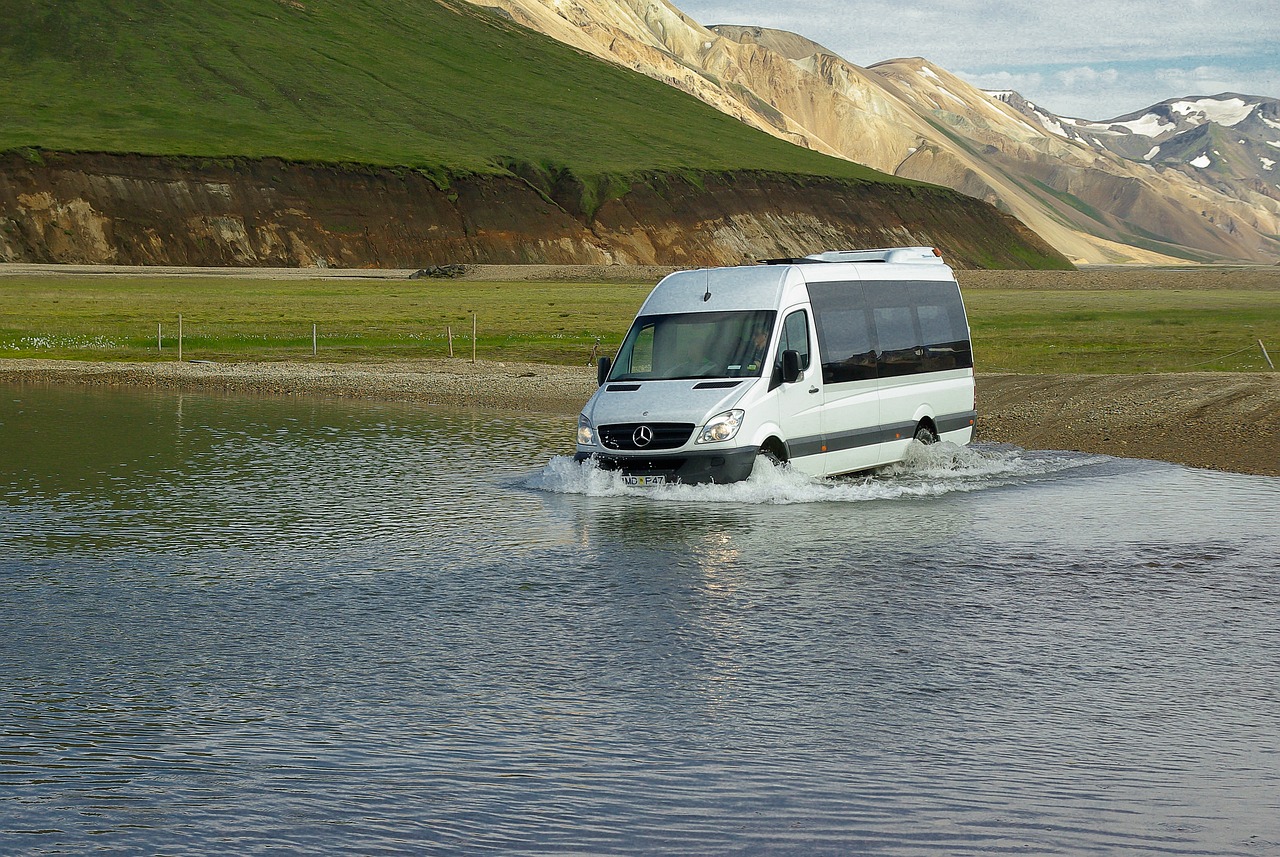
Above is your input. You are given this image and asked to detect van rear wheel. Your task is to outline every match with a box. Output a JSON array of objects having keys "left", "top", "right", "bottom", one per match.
[{"left": 913, "top": 422, "right": 939, "bottom": 444}]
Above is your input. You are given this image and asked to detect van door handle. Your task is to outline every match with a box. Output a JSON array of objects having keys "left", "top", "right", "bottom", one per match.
[{"left": 809, "top": 386, "right": 820, "bottom": 394}]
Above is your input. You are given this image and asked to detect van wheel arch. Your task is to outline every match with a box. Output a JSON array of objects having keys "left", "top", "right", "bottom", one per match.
[
  {"left": 759, "top": 437, "right": 788, "bottom": 465},
  {"left": 913, "top": 419, "right": 939, "bottom": 444}
]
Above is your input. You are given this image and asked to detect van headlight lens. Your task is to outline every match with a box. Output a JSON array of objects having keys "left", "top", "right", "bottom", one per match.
[
  {"left": 697, "top": 409, "right": 744, "bottom": 444},
  {"left": 577, "top": 414, "right": 596, "bottom": 446}
]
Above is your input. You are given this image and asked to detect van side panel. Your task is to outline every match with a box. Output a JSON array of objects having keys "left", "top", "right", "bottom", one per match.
[
  {"left": 863, "top": 278, "right": 975, "bottom": 465},
  {"left": 804, "top": 278, "right": 882, "bottom": 475}
]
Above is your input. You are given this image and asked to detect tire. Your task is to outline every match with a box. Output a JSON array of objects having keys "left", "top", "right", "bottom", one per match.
[
  {"left": 913, "top": 422, "right": 939, "bottom": 445},
  {"left": 754, "top": 444, "right": 785, "bottom": 476}
]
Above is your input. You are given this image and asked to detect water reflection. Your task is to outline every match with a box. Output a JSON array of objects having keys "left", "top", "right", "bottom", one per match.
[{"left": 2, "top": 383, "right": 1279, "bottom": 855}]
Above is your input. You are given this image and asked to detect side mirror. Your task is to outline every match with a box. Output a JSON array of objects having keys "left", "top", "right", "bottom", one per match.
[
  {"left": 597, "top": 356, "right": 612, "bottom": 386},
  {"left": 781, "top": 350, "right": 802, "bottom": 384}
]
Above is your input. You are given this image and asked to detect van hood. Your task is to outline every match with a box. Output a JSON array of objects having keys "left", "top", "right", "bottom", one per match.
[{"left": 584, "top": 378, "right": 756, "bottom": 426}]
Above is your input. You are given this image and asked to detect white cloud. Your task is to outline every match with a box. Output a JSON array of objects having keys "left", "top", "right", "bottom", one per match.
[
  {"left": 1054, "top": 67, "right": 1120, "bottom": 88},
  {"left": 957, "top": 69, "right": 1045, "bottom": 95},
  {"left": 1155, "top": 65, "right": 1251, "bottom": 95}
]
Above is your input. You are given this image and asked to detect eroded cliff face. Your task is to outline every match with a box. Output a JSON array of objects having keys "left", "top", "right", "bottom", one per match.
[{"left": 0, "top": 152, "right": 1070, "bottom": 269}]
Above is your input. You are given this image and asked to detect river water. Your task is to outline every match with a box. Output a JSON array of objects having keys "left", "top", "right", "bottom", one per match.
[{"left": 2, "top": 384, "right": 1278, "bottom": 855}]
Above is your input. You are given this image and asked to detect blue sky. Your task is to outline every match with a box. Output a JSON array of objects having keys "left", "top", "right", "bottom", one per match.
[{"left": 672, "top": 0, "right": 1279, "bottom": 118}]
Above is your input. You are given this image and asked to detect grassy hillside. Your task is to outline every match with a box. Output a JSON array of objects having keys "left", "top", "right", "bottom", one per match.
[{"left": 0, "top": 0, "right": 890, "bottom": 181}]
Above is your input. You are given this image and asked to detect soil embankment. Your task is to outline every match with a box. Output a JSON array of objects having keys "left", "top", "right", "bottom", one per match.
[
  {"left": 1, "top": 359, "right": 1276, "bottom": 477},
  {"left": 0, "top": 151, "right": 1068, "bottom": 269}
]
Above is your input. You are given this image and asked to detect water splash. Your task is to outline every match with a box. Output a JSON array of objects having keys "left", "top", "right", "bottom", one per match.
[{"left": 526, "top": 442, "right": 1112, "bottom": 504}]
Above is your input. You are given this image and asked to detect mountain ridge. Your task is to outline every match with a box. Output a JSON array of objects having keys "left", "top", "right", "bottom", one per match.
[
  {"left": 475, "top": 0, "right": 1279, "bottom": 264},
  {"left": 1002, "top": 92, "right": 1280, "bottom": 208}
]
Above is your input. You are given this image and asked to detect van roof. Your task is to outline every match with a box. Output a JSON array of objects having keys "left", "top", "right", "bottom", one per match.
[{"left": 761, "top": 247, "right": 946, "bottom": 265}]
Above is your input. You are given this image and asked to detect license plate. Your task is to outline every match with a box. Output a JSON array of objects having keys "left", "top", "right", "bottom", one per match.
[{"left": 622, "top": 474, "right": 666, "bottom": 487}]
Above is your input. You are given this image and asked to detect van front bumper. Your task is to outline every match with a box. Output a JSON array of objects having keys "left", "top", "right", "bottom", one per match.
[{"left": 573, "top": 447, "right": 758, "bottom": 485}]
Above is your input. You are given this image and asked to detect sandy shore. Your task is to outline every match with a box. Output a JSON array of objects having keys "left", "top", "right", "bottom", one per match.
[{"left": 2, "top": 358, "right": 1276, "bottom": 477}]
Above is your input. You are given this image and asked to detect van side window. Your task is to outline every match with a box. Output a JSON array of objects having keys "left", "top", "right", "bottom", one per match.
[
  {"left": 863, "top": 280, "right": 973, "bottom": 377},
  {"left": 806, "top": 280, "right": 876, "bottom": 384},
  {"left": 780, "top": 310, "right": 811, "bottom": 370},
  {"left": 769, "top": 309, "right": 811, "bottom": 389},
  {"left": 631, "top": 323, "right": 656, "bottom": 374},
  {"left": 910, "top": 281, "right": 974, "bottom": 371}
]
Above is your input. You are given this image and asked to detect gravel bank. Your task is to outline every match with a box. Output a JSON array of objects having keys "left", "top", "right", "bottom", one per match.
[
  {"left": 0, "top": 358, "right": 600, "bottom": 415},
  {"left": 2, "top": 359, "right": 1276, "bottom": 477}
]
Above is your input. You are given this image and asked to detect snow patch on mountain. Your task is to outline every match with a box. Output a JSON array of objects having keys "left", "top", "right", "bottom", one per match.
[
  {"left": 1100, "top": 113, "right": 1175, "bottom": 138},
  {"left": 1170, "top": 97, "right": 1255, "bottom": 127}
]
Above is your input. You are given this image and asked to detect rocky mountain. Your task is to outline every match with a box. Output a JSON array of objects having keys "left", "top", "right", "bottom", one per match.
[
  {"left": 999, "top": 92, "right": 1280, "bottom": 204},
  {"left": 472, "top": 0, "right": 1280, "bottom": 265}
]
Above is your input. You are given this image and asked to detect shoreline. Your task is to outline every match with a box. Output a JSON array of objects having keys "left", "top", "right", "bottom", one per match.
[{"left": 3, "top": 358, "right": 1276, "bottom": 477}]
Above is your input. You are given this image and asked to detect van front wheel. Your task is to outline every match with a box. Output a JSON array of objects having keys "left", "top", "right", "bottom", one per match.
[
  {"left": 913, "top": 422, "right": 938, "bottom": 444},
  {"left": 755, "top": 443, "right": 786, "bottom": 474}
]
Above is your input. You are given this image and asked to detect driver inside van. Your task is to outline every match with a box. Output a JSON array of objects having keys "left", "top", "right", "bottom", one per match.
[{"left": 745, "top": 325, "right": 770, "bottom": 372}]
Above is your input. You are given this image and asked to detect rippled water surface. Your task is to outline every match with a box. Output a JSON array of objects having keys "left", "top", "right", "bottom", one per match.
[{"left": 2, "top": 384, "right": 1279, "bottom": 855}]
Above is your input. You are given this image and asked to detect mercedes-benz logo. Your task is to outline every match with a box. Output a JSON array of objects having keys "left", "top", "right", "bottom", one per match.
[{"left": 632, "top": 425, "right": 654, "bottom": 447}]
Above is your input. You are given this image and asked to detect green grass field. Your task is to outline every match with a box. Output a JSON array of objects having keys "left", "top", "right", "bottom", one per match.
[
  {"left": 0, "top": 0, "right": 889, "bottom": 182},
  {"left": 969, "top": 289, "right": 1279, "bottom": 373},
  {"left": 1, "top": 275, "right": 1276, "bottom": 372}
]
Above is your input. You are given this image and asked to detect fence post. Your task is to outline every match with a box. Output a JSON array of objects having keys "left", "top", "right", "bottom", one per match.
[
  {"left": 447, "top": 325, "right": 453, "bottom": 358},
  {"left": 472, "top": 313, "right": 477, "bottom": 364},
  {"left": 1261, "top": 339, "right": 1275, "bottom": 370},
  {"left": 313, "top": 323, "right": 318, "bottom": 357},
  {"left": 158, "top": 322, "right": 162, "bottom": 353},
  {"left": 178, "top": 314, "right": 183, "bottom": 362}
]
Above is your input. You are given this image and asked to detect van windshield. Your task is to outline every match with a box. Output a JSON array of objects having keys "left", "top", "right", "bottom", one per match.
[{"left": 609, "top": 310, "right": 777, "bottom": 381}]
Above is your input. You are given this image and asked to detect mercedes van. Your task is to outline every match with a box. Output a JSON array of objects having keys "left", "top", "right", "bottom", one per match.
[{"left": 574, "top": 247, "right": 976, "bottom": 485}]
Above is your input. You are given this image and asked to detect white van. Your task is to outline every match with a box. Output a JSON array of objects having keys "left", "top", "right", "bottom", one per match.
[{"left": 574, "top": 247, "right": 976, "bottom": 484}]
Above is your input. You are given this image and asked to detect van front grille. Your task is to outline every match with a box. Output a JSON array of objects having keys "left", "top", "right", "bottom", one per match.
[{"left": 598, "top": 422, "right": 695, "bottom": 451}]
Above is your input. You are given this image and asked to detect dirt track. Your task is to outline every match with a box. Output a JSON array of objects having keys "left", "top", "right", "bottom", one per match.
[{"left": 2, "top": 359, "right": 1276, "bottom": 477}]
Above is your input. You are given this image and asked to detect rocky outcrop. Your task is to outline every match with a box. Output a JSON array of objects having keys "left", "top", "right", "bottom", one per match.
[{"left": 0, "top": 151, "right": 1070, "bottom": 269}]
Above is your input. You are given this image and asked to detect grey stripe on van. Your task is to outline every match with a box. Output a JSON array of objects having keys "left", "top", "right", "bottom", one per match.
[
  {"left": 936, "top": 411, "right": 978, "bottom": 434},
  {"left": 786, "top": 410, "right": 977, "bottom": 460}
]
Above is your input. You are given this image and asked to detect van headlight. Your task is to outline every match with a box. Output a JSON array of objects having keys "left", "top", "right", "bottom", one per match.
[
  {"left": 577, "top": 414, "right": 596, "bottom": 446},
  {"left": 697, "top": 409, "right": 745, "bottom": 444}
]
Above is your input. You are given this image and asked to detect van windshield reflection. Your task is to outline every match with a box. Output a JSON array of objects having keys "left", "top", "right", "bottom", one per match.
[{"left": 609, "top": 310, "right": 777, "bottom": 381}]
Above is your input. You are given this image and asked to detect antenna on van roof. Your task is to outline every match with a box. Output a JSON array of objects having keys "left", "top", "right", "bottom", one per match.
[{"left": 702, "top": 270, "right": 712, "bottom": 302}]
